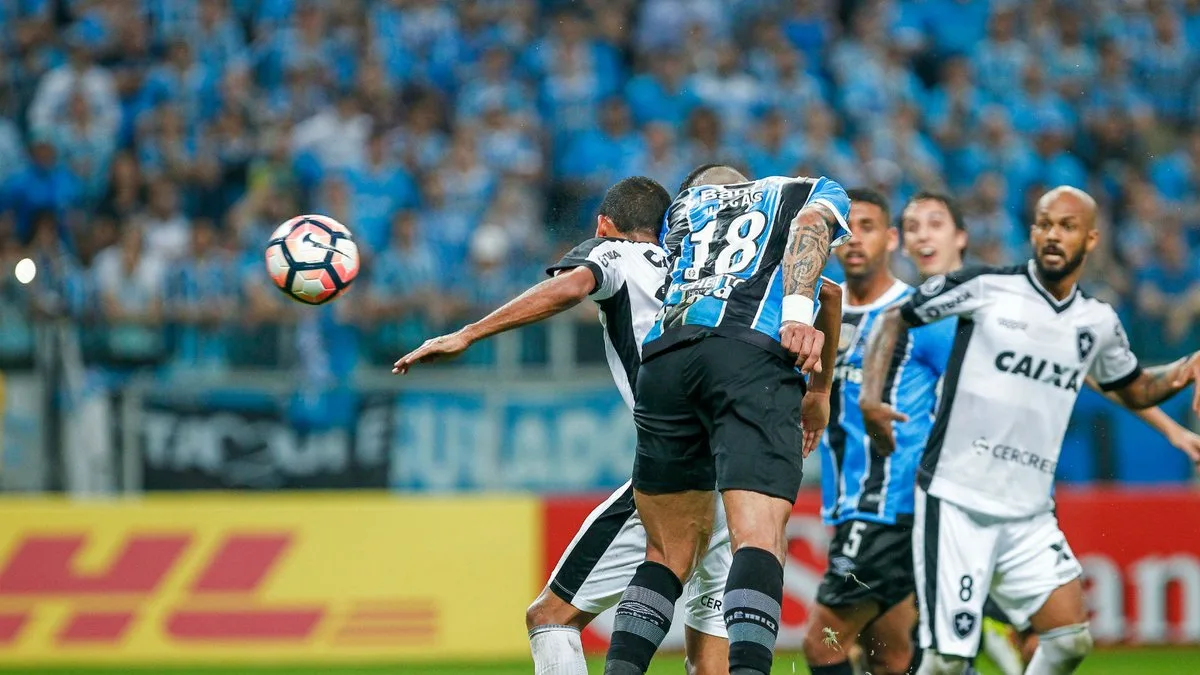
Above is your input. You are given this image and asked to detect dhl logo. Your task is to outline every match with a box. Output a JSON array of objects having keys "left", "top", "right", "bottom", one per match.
[{"left": 0, "top": 532, "right": 437, "bottom": 648}]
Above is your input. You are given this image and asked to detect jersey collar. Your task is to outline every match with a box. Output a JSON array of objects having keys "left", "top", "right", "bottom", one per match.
[
  {"left": 841, "top": 279, "right": 910, "bottom": 314},
  {"left": 1023, "top": 260, "right": 1078, "bottom": 313}
]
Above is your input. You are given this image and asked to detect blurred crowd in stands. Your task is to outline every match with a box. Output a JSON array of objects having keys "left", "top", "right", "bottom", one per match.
[{"left": 1, "top": 0, "right": 1199, "bottom": 374}]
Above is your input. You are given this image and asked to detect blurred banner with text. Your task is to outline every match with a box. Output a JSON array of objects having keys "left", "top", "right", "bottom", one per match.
[{"left": 0, "top": 494, "right": 537, "bottom": 665}]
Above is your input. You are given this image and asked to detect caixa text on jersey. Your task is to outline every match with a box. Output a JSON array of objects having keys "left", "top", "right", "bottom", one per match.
[{"left": 994, "top": 351, "right": 1083, "bottom": 391}]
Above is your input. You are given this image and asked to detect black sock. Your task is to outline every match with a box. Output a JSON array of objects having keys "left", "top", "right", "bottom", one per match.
[
  {"left": 808, "top": 663, "right": 854, "bottom": 675},
  {"left": 603, "top": 561, "right": 682, "bottom": 675},
  {"left": 723, "top": 547, "right": 784, "bottom": 675}
]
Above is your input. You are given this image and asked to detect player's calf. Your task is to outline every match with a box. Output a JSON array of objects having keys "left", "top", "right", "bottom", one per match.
[
  {"left": 684, "top": 625, "right": 729, "bottom": 675},
  {"left": 604, "top": 561, "right": 683, "bottom": 675},
  {"left": 721, "top": 490, "right": 794, "bottom": 675},
  {"left": 1025, "top": 624, "right": 1092, "bottom": 675}
]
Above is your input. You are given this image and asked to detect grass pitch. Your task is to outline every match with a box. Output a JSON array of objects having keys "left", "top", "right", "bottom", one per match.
[{"left": 6, "top": 649, "right": 1200, "bottom": 674}]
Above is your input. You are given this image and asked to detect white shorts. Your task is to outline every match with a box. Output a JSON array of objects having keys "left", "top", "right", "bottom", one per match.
[
  {"left": 913, "top": 486, "right": 1082, "bottom": 658},
  {"left": 547, "top": 481, "right": 731, "bottom": 638}
]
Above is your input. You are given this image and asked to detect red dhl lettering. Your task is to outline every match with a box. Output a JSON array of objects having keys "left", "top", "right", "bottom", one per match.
[
  {"left": 0, "top": 531, "right": 329, "bottom": 644},
  {"left": 0, "top": 535, "right": 189, "bottom": 595},
  {"left": 191, "top": 534, "right": 291, "bottom": 593},
  {"left": 167, "top": 609, "right": 323, "bottom": 641}
]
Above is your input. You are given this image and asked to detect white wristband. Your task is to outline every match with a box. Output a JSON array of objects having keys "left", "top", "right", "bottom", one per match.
[{"left": 781, "top": 294, "right": 815, "bottom": 326}]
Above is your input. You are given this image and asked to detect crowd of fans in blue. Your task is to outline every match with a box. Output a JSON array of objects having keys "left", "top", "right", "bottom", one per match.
[{"left": 1, "top": 0, "right": 1198, "bottom": 374}]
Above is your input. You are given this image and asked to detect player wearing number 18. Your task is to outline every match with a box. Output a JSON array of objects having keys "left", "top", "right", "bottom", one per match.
[{"left": 603, "top": 166, "right": 851, "bottom": 675}]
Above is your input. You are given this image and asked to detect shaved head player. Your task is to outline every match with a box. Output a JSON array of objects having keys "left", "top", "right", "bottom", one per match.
[{"left": 860, "top": 186, "right": 1200, "bottom": 675}]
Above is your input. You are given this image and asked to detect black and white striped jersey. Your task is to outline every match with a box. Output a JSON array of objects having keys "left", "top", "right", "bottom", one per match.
[
  {"left": 546, "top": 237, "right": 669, "bottom": 410},
  {"left": 900, "top": 261, "right": 1141, "bottom": 518}
]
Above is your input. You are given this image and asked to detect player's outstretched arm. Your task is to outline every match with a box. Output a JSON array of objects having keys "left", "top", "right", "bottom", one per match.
[
  {"left": 392, "top": 267, "right": 595, "bottom": 374},
  {"left": 1109, "top": 352, "right": 1200, "bottom": 416},
  {"left": 779, "top": 202, "right": 843, "bottom": 372},
  {"left": 857, "top": 307, "right": 912, "bottom": 455},
  {"left": 800, "top": 280, "right": 842, "bottom": 458},
  {"left": 1087, "top": 377, "right": 1200, "bottom": 463}
]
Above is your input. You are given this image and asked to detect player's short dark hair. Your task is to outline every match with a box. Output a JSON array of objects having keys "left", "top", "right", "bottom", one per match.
[
  {"left": 904, "top": 191, "right": 966, "bottom": 232},
  {"left": 846, "top": 187, "right": 891, "bottom": 224},
  {"left": 679, "top": 163, "right": 750, "bottom": 192},
  {"left": 599, "top": 176, "right": 672, "bottom": 236}
]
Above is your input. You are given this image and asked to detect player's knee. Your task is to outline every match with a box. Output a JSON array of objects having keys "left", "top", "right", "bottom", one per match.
[
  {"left": 801, "top": 621, "right": 842, "bottom": 663},
  {"left": 867, "top": 644, "right": 915, "bottom": 675},
  {"left": 1038, "top": 623, "right": 1093, "bottom": 666},
  {"left": 918, "top": 651, "right": 968, "bottom": 675},
  {"left": 525, "top": 591, "right": 582, "bottom": 632}
]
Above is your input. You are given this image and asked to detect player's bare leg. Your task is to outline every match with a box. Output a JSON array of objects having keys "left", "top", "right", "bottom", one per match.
[
  {"left": 860, "top": 594, "right": 918, "bottom": 674},
  {"left": 684, "top": 625, "right": 729, "bottom": 675},
  {"left": 802, "top": 600, "right": 881, "bottom": 674},
  {"left": 526, "top": 587, "right": 595, "bottom": 675},
  {"left": 604, "top": 489, "right": 713, "bottom": 674},
  {"left": 720, "top": 489, "right": 793, "bottom": 675},
  {"left": 1025, "top": 579, "right": 1092, "bottom": 674}
]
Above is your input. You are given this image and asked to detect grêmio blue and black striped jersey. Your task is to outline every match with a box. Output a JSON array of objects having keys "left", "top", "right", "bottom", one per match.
[
  {"left": 643, "top": 176, "right": 852, "bottom": 362},
  {"left": 819, "top": 280, "right": 956, "bottom": 526}
]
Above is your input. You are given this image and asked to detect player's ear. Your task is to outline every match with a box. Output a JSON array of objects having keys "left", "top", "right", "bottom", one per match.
[
  {"left": 596, "top": 214, "right": 615, "bottom": 238},
  {"left": 886, "top": 226, "right": 899, "bottom": 253},
  {"left": 955, "top": 228, "right": 968, "bottom": 254},
  {"left": 1084, "top": 226, "right": 1099, "bottom": 254}
]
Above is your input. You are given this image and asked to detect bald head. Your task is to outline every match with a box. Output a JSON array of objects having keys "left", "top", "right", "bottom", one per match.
[
  {"left": 1037, "top": 186, "right": 1097, "bottom": 230},
  {"left": 680, "top": 163, "right": 749, "bottom": 191},
  {"left": 1031, "top": 185, "right": 1100, "bottom": 286}
]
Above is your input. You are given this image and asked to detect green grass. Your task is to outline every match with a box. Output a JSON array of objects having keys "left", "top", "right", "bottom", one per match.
[{"left": 6, "top": 649, "right": 1200, "bottom": 674}]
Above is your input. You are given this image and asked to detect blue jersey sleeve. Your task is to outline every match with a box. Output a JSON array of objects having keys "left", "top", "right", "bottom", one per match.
[
  {"left": 911, "top": 318, "right": 957, "bottom": 376},
  {"left": 807, "top": 177, "right": 853, "bottom": 249}
]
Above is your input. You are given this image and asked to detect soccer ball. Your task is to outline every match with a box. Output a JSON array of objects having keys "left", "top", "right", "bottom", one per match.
[{"left": 265, "top": 214, "right": 360, "bottom": 305}]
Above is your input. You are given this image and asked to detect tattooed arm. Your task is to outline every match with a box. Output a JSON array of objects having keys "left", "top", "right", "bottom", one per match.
[
  {"left": 856, "top": 307, "right": 913, "bottom": 455},
  {"left": 781, "top": 205, "right": 838, "bottom": 299},
  {"left": 778, "top": 197, "right": 847, "bottom": 372},
  {"left": 1110, "top": 353, "right": 1200, "bottom": 413}
]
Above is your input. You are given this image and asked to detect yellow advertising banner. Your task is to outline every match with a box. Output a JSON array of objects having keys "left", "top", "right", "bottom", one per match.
[{"left": 0, "top": 494, "right": 540, "bottom": 664}]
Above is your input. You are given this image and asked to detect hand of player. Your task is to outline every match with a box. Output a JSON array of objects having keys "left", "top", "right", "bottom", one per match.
[
  {"left": 860, "top": 402, "right": 909, "bottom": 456},
  {"left": 392, "top": 331, "right": 472, "bottom": 374},
  {"left": 800, "top": 390, "right": 830, "bottom": 459},
  {"left": 1168, "top": 426, "right": 1200, "bottom": 465},
  {"left": 1171, "top": 352, "right": 1200, "bottom": 415},
  {"left": 780, "top": 321, "right": 825, "bottom": 375}
]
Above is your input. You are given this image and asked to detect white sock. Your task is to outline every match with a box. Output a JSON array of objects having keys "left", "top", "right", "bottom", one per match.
[
  {"left": 529, "top": 624, "right": 588, "bottom": 675},
  {"left": 1026, "top": 623, "right": 1092, "bottom": 675}
]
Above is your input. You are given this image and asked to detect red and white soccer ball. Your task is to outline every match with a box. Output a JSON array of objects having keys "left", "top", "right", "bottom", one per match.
[{"left": 264, "top": 214, "right": 360, "bottom": 305}]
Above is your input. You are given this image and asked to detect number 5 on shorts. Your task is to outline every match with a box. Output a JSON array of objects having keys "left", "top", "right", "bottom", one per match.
[{"left": 842, "top": 521, "right": 867, "bottom": 558}]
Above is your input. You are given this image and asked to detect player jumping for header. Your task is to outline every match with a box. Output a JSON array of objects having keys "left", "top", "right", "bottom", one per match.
[
  {"left": 602, "top": 165, "right": 850, "bottom": 675},
  {"left": 393, "top": 175, "right": 842, "bottom": 675},
  {"left": 859, "top": 186, "right": 1200, "bottom": 675}
]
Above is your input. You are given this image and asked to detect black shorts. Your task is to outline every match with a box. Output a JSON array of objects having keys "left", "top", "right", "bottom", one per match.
[
  {"left": 631, "top": 335, "right": 806, "bottom": 503},
  {"left": 817, "top": 520, "right": 915, "bottom": 611}
]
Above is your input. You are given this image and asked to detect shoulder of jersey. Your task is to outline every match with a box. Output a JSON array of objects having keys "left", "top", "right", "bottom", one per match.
[
  {"left": 919, "top": 263, "right": 1024, "bottom": 291},
  {"left": 957, "top": 263, "right": 1025, "bottom": 279},
  {"left": 1075, "top": 286, "right": 1121, "bottom": 314}
]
